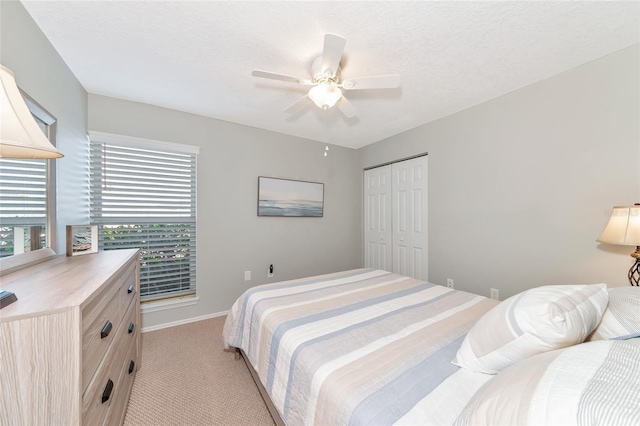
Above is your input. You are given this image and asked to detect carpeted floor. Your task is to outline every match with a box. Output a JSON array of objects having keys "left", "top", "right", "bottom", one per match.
[{"left": 123, "top": 316, "right": 275, "bottom": 426}]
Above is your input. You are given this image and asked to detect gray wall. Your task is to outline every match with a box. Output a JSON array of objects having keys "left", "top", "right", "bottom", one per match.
[
  {"left": 2, "top": 1, "right": 361, "bottom": 330},
  {"left": 0, "top": 1, "right": 89, "bottom": 255},
  {"left": 6, "top": 0, "right": 639, "bottom": 328},
  {"left": 88, "top": 95, "right": 362, "bottom": 327},
  {"left": 359, "top": 45, "right": 640, "bottom": 299}
]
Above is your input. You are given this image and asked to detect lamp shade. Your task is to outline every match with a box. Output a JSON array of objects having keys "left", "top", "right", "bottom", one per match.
[
  {"left": 308, "top": 81, "right": 342, "bottom": 110},
  {"left": 0, "top": 65, "right": 63, "bottom": 158},
  {"left": 597, "top": 205, "right": 640, "bottom": 246}
]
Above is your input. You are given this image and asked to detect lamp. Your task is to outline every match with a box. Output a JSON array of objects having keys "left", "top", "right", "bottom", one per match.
[
  {"left": 0, "top": 65, "right": 63, "bottom": 158},
  {"left": 597, "top": 203, "right": 640, "bottom": 286},
  {"left": 308, "top": 80, "right": 342, "bottom": 110}
]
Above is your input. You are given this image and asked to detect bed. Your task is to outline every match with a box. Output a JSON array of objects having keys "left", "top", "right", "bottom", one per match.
[{"left": 222, "top": 268, "right": 640, "bottom": 426}]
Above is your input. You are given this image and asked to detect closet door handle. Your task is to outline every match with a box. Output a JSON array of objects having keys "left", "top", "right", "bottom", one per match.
[
  {"left": 128, "top": 360, "right": 135, "bottom": 374},
  {"left": 128, "top": 322, "right": 135, "bottom": 334},
  {"left": 101, "top": 379, "right": 114, "bottom": 403},
  {"left": 101, "top": 321, "right": 113, "bottom": 339},
  {"left": 127, "top": 284, "right": 134, "bottom": 294}
]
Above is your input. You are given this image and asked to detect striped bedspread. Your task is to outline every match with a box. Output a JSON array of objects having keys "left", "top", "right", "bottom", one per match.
[{"left": 222, "top": 269, "right": 498, "bottom": 426}]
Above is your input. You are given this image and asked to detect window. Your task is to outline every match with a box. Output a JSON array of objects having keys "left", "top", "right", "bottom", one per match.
[
  {"left": 0, "top": 156, "right": 47, "bottom": 256},
  {"left": 89, "top": 133, "right": 198, "bottom": 302}
]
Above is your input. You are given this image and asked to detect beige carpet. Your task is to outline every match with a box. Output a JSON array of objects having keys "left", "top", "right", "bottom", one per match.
[{"left": 124, "top": 316, "right": 275, "bottom": 426}]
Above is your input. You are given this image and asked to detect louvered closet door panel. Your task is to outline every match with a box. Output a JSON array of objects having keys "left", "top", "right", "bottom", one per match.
[{"left": 363, "top": 165, "right": 392, "bottom": 271}]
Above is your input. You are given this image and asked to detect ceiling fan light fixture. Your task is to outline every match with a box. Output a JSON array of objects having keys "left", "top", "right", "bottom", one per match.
[
  {"left": 308, "top": 81, "right": 342, "bottom": 110},
  {"left": 251, "top": 34, "right": 400, "bottom": 118}
]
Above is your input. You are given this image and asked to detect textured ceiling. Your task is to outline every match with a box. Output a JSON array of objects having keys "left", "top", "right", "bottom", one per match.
[{"left": 21, "top": 1, "right": 640, "bottom": 149}]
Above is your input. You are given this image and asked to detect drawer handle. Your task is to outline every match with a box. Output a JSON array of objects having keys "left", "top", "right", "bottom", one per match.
[
  {"left": 100, "top": 320, "right": 113, "bottom": 339},
  {"left": 128, "top": 322, "right": 135, "bottom": 334},
  {"left": 101, "top": 379, "right": 114, "bottom": 404},
  {"left": 127, "top": 284, "right": 134, "bottom": 294},
  {"left": 128, "top": 360, "right": 135, "bottom": 374}
]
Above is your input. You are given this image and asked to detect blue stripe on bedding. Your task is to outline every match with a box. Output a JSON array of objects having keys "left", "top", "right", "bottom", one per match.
[
  {"left": 246, "top": 270, "right": 391, "bottom": 355},
  {"left": 281, "top": 287, "right": 453, "bottom": 420},
  {"left": 231, "top": 268, "right": 377, "bottom": 347},
  {"left": 265, "top": 281, "right": 436, "bottom": 391},
  {"left": 348, "top": 336, "right": 464, "bottom": 426}
]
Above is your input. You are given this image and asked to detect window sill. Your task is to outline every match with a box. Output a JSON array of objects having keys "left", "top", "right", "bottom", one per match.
[{"left": 141, "top": 295, "right": 199, "bottom": 314}]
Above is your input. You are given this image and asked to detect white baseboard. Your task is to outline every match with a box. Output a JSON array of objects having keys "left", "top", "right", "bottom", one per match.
[{"left": 141, "top": 310, "right": 229, "bottom": 333}]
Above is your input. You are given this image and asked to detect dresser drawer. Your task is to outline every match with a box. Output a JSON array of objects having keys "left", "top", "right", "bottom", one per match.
[
  {"left": 118, "top": 262, "right": 137, "bottom": 314},
  {"left": 82, "top": 304, "right": 135, "bottom": 425},
  {"left": 120, "top": 297, "right": 139, "bottom": 360},
  {"left": 82, "top": 285, "right": 121, "bottom": 391},
  {"left": 105, "top": 339, "right": 138, "bottom": 426},
  {"left": 83, "top": 262, "right": 134, "bottom": 336}
]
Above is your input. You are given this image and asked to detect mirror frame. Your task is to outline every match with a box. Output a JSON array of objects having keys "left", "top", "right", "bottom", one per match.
[{"left": 0, "top": 89, "right": 58, "bottom": 275}]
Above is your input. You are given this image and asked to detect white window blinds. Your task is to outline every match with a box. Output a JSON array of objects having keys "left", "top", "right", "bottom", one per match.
[
  {"left": 0, "top": 158, "right": 47, "bottom": 257},
  {"left": 89, "top": 133, "right": 198, "bottom": 301}
]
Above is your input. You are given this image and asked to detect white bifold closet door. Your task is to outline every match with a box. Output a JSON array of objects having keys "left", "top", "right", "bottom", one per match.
[
  {"left": 364, "top": 155, "right": 428, "bottom": 281},
  {"left": 364, "top": 165, "right": 393, "bottom": 271}
]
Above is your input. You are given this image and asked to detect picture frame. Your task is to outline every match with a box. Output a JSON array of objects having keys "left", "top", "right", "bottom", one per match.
[
  {"left": 258, "top": 177, "right": 324, "bottom": 217},
  {"left": 66, "top": 224, "right": 99, "bottom": 256}
]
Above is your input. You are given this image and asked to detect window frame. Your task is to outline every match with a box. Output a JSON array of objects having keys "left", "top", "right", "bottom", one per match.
[{"left": 88, "top": 131, "right": 199, "bottom": 303}]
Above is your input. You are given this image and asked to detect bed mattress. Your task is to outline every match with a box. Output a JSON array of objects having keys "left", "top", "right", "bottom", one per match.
[{"left": 222, "top": 268, "right": 498, "bottom": 426}]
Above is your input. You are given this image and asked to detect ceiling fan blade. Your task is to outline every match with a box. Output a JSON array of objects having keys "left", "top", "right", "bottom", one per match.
[
  {"left": 337, "top": 96, "right": 357, "bottom": 118},
  {"left": 341, "top": 75, "right": 401, "bottom": 90},
  {"left": 284, "top": 94, "right": 310, "bottom": 113},
  {"left": 252, "top": 70, "right": 313, "bottom": 85},
  {"left": 321, "top": 34, "right": 346, "bottom": 78}
]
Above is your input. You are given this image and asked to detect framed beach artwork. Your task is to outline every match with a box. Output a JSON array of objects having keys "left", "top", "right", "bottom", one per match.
[{"left": 258, "top": 177, "right": 324, "bottom": 217}]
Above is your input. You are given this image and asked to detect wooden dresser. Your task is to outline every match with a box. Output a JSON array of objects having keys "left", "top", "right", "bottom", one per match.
[{"left": 0, "top": 249, "right": 141, "bottom": 426}]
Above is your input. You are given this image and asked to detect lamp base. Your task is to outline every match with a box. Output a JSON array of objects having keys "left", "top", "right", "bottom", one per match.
[{"left": 630, "top": 247, "right": 640, "bottom": 287}]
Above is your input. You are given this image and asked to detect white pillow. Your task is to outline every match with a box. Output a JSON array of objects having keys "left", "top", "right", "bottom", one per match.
[
  {"left": 453, "top": 284, "right": 608, "bottom": 374},
  {"left": 455, "top": 339, "right": 640, "bottom": 426},
  {"left": 588, "top": 286, "right": 640, "bottom": 341}
]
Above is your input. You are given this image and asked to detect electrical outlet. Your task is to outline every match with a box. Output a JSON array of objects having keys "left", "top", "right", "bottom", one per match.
[
  {"left": 267, "top": 264, "right": 274, "bottom": 278},
  {"left": 447, "top": 278, "right": 454, "bottom": 288},
  {"left": 490, "top": 288, "right": 500, "bottom": 300},
  {"left": 244, "top": 271, "right": 251, "bottom": 281}
]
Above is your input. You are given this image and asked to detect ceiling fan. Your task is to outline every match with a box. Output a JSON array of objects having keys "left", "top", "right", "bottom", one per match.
[{"left": 251, "top": 34, "right": 400, "bottom": 118}]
